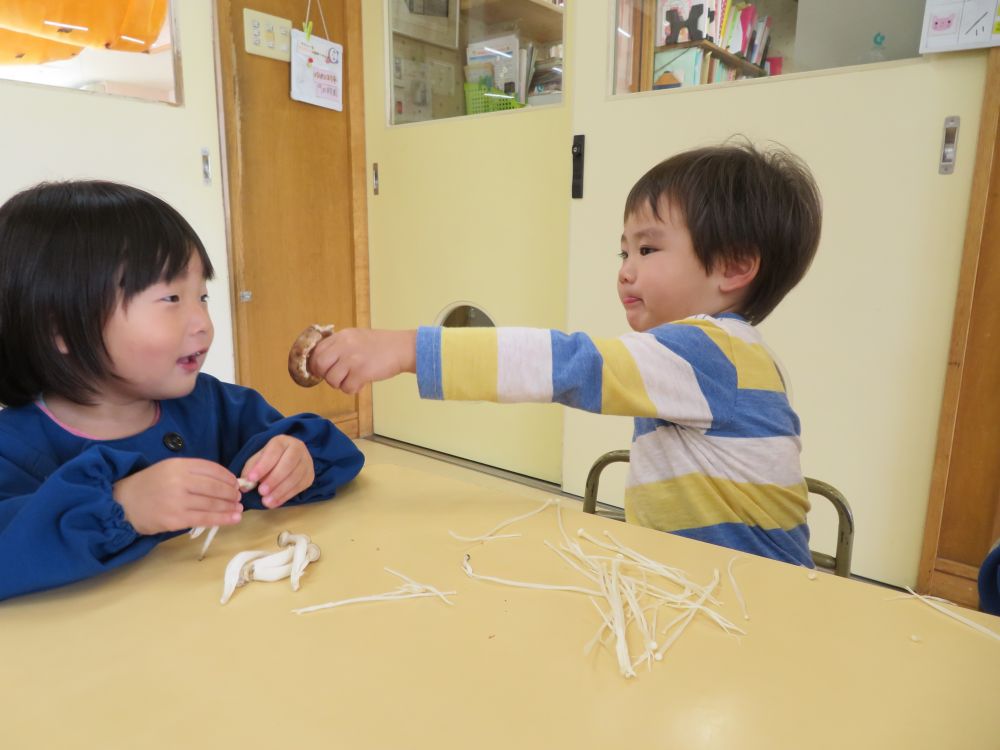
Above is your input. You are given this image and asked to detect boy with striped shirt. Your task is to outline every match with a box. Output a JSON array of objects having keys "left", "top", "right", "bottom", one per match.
[{"left": 310, "top": 142, "right": 823, "bottom": 566}]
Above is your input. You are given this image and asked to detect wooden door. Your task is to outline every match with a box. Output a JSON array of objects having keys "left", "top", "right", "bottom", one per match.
[
  {"left": 919, "top": 50, "right": 1000, "bottom": 608},
  {"left": 216, "top": 0, "right": 370, "bottom": 436}
]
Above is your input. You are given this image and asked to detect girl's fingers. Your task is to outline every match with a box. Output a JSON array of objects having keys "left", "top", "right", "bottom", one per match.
[
  {"left": 261, "top": 456, "right": 312, "bottom": 507},
  {"left": 245, "top": 444, "right": 283, "bottom": 484},
  {"left": 186, "top": 507, "right": 244, "bottom": 528},
  {"left": 185, "top": 458, "right": 240, "bottom": 485},
  {"left": 186, "top": 495, "right": 245, "bottom": 516},
  {"left": 187, "top": 473, "right": 243, "bottom": 502}
]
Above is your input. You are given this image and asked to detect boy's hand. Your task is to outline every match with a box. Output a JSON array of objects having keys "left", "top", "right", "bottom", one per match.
[
  {"left": 113, "top": 458, "right": 243, "bottom": 535},
  {"left": 243, "top": 435, "right": 315, "bottom": 508},
  {"left": 309, "top": 328, "right": 417, "bottom": 395}
]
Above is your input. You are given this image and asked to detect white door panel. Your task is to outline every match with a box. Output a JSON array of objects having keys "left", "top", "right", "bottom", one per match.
[{"left": 362, "top": 0, "right": 571, "bottom": 482}]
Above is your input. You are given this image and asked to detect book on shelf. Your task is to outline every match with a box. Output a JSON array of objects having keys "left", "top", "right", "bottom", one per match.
[
  {"left": 652, "top": 45, "right": 705, "bottom": 89},
  {"left": 528, "top": 56, "right": 562, "bottom": 95},
  {"left": 467, "top": 34, "right": 519, "bottom": 98},
  {"left": 466, "top": 34, "right": 547, "bottom": 104},
  {"left": 655, "top": 1, "right": 712, "bottom": 46}
]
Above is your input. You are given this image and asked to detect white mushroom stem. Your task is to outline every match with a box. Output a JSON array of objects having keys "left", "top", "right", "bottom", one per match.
[
  {"left": 191, "top": 478, "right": 258, "bottom": 560},
  {"left": 250, "top": 544, "right": 320, "bottom": 583},
  {"left": 220, "top": 550, "right": 270, "bottom": 605},
  {"left": 449, "top": 498, "right": 555, "bottom": 542},
  {"left": 293, "top": 568, "right": 455, "bottom": 614},
  {"left": 904, "top": 586, "right": 1000, "bottom": 642},
  {"left": 461, "top": 554, "right": 602, "bottom": 597},
  {"left": 278, "top": 531, "right": 313, "bottom": 591},
  {"left": 727, "top": 555, "right": 751, "bottom": 621}
]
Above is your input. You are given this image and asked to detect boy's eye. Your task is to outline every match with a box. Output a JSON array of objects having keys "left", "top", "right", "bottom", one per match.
[
  {"left": 162, "top": 294, "right": 180, "bottom": 303},
  {"left": 639, "top": 246, "right": 657, "bottom": 256},
  {"left": 617, "top": 250, "right": 628, "bottom": 260},
  {"left": 200, "top": 294, "right": 210, "bottom": 303}
]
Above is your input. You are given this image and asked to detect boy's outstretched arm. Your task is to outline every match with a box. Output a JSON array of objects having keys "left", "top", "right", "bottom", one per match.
[{"left": 309, "top": 329, "right": 416, "bottom": 394}]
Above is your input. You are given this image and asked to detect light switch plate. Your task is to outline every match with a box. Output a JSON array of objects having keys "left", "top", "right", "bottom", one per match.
[{"left": 243, "top": 8, "right": 292, "bottom": 62}]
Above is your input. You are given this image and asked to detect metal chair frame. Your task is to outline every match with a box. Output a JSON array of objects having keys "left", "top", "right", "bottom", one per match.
[{"left": 582, "top": 450, "right": 855, "bottom": 577}]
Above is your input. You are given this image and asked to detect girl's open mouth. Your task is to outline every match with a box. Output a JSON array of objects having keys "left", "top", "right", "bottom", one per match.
[{"left": 178, "top": 350, "right": 205, "bottom": 370}]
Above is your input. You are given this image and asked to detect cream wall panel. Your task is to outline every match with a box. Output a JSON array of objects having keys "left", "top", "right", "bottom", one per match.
[
  {"left": 563, "top": 3, "right": 987, "bottom": 586},
  {"left": 0, "top": 1, "right": 233, "bottom": 382},
  {"left": 362, "top": 0, "right": 571, "bottom": 482}
]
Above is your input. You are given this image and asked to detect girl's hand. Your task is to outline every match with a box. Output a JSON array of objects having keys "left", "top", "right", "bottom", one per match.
[
  {"left": 309, "top": 328, "right": 417, "bottom": 395},
  {"left": 243, "top": 435, "right": 315, "bottom": 508},
  {"left": 113, "top": 458, "right": 243, "bottom": 535}
]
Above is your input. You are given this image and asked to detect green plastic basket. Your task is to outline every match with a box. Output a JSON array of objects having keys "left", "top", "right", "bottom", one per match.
[{"left": 464, "top": 82, "right": 525, "bottom": 115}]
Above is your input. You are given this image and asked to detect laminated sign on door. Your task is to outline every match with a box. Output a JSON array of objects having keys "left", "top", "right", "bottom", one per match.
[{"left": 290, "top": 27, "right": 343, "bottom": 112}]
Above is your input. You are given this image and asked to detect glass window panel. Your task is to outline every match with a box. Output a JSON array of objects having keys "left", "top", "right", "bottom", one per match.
[
  {"left": 387, "top": 0, "right": 565, "bottom": 125},
  {"left": 0, "top": 0, "right": 181, "bottom": 105},
  {"left": 612, "top": 0, "right": 926, "bottom": 96}
]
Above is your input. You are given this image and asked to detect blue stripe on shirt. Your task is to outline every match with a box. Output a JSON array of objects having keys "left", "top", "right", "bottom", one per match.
[
  {"left": 550, "top": 330, "right": 603, "bottom": 414},
  {"left": 416, "top": 326, "right": 443, "bottom": 400},
  {"left": 672, "top": 522, "right": 813, "bottom": 567},
  {"left": 647, "top": 324, "right": 736, "bottom": 429},
  {"left": 706, "top": 389, "right": 801, "bottom": 438}
]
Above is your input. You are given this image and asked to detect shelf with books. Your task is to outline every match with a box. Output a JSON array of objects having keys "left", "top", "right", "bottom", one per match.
[
  {"left": 652, "top": 38, "right": 765, "bottom": 88},
  {"left": 460, "top": 0, "right": 564, "bottom": 44},
  {"left": 388, "top": 0, "right": 564, "bottom": 124}
]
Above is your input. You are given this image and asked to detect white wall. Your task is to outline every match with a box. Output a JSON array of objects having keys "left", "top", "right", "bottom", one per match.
[{"left": 0, "top": 0, "right": 234, "bottom": 382}]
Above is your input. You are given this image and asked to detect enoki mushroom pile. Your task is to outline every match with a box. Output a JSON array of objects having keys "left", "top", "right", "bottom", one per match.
[{"left": 454, "top": 499, "right": 748, "bottom": 679}]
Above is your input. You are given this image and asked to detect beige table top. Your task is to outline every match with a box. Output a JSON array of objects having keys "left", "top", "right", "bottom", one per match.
[{"left": 3, "top": 461, "right": 1000, "bottom": 750}]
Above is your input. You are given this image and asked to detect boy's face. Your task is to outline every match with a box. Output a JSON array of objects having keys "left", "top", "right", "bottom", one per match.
[
  {"left": 101, "top": 253, "right": 214, "bottom": 402},
  {"left": 618, "top": 198, "right": 728, "bottom": 331}
]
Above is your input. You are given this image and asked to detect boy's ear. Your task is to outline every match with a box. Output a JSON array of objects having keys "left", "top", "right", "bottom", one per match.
[{"left": 718, "top": 254, "right": 760, "bottom": 293}]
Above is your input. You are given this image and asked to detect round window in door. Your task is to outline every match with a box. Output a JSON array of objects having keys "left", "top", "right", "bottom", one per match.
[{"left": 437, "top": 303, "right": 495, "bottom": 328}]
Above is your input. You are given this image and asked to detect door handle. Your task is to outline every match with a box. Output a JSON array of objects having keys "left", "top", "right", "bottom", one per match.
[{"left": 571, "top": 134, "right": 585, "bottom": 199}]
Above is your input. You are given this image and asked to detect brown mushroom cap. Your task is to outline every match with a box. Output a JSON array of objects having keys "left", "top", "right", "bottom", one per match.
[{"left": 287, "top": 324, "right": 334, "bottom": 387}]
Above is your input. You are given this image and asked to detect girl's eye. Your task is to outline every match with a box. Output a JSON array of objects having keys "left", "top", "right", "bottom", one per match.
[
  {"left": 162, "top": 294, "right": 180, "bottom": 303},
  {"left": 639, "top": 246, "right": 657, "bottom": 256},
  {"left": 200, "top": 294, "right": 210, "bottom": 303},
  {"left": 617, "top": 250, "right": 628, "bottom": 260}
]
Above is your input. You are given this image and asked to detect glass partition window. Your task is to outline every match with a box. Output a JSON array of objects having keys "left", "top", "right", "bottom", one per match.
[
  {"left": 0, "top": 0, "right": 180, "bottom": 104},
  {"left": 613, "top": 0, "right": 925, "bottom": 95},
  {"left": 387, "top": 0, "right": 565, "bottom": 124}
]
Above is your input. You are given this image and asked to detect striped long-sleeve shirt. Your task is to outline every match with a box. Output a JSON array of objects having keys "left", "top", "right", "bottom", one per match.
[{"left": 415, "top": 313, "right": 812, "bottom": 567}]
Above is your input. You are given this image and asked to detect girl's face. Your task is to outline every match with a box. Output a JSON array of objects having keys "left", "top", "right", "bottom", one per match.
[{"left": 101, "top": 253, "right": 213, "bottom": 402}]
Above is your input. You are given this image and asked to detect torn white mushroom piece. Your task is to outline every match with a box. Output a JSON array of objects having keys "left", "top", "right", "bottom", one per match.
[
  {"left": 250, "top": 542, "right": 321, "bottom": 583},
  {"left": 220, "top": 550, "right": 271, "bottom": 605},
  {"left": 190, "top": 478, "right": 258, "bottom": 560},
  {"left": 278, "top": 530, "right": 314, "bottom": 591},
  {"left": 218, "top": 532, "right": 322, "bottom": 604},
  {"left": 293, "top": 568, "right": 456, "bottom": 615}
]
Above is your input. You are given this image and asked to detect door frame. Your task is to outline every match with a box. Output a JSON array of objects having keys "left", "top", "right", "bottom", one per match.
[
  {"left": 214, "top": 0, "right": 372, "bottom": 436},
  {"left": 919, "top": 48, "right": 1000, "bottom": 605}
]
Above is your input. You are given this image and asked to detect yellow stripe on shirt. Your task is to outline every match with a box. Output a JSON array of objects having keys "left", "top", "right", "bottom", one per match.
[
  {"left": 592, "top": 338, "right": 659, "bottom": 417},
  {"left": 625, "top": 473, "right": 810, "bottom": 532},
  {"left": 673, "top": 318, "right": 784, "bottom": 393},
  {"left": 441, "top": 328, "right": 498, "bottom": 402}
]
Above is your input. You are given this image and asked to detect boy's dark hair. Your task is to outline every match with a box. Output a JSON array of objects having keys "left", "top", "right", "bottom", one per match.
[
  {"left": 0, "top": 180, "right": 214, "bottom": 407},
  {"left": 624, "top": 140, "right": 822, "bottom": 324}
]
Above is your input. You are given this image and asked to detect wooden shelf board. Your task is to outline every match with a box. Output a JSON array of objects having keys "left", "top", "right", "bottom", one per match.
[
  {"left": 654, "top": 38, "right": 765, "bottom": 78},
  {"left": 461, "top": 0, "right": 564, "bottom": 44}
]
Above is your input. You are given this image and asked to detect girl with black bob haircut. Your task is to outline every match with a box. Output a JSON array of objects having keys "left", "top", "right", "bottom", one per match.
[{"left": 0, "top": 180, "right": 363, "bottom": 601}]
